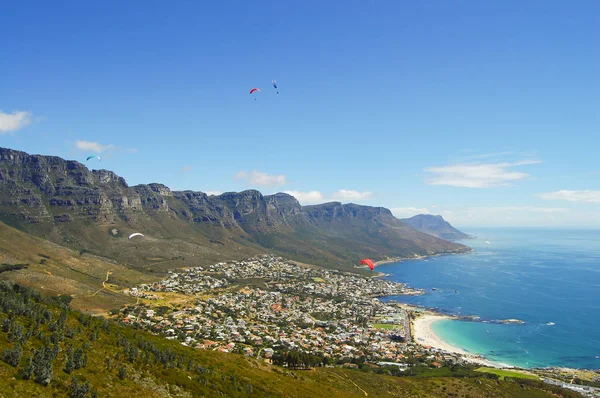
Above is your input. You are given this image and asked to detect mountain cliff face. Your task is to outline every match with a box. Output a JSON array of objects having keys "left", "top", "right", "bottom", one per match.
[
  {"left": 400, "top": 214, "right": 472, "bottom": 241},
  {"left": 0, "top": 148, "right": 470, "bottom": 270}
]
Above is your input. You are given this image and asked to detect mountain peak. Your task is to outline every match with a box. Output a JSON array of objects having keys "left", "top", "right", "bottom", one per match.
[{"left": 400, "top": 214, "right": 472, "bottom": 241}]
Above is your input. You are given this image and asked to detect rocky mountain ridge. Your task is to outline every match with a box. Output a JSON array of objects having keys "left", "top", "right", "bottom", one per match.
[{"left": 0, "top": 147, "right": 470, "bottom": 270}]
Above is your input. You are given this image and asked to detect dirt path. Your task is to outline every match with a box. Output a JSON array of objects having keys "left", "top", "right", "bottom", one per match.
[
  {"left": 102, "top": 270, "right": 112, "bottom": 288},
  {"left": 325, "top": 369, "right": 368, "bottom": 396},
  {"left": 90, "top": 270, "right": 113, "bottom": 297},
  {"left": 343, "top": 373, "right": 368, "bottom": 396},
  {"left": 39, "top": 285, "right": 62, "bottom": 295}
]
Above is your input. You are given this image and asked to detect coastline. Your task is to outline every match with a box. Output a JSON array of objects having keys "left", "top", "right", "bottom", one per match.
[
  {"left": 411, "top": 312, "right": 510, "bottom": 368},
  {"left": 373, "top": 254, "right": 431, "bottom": 267},
  {"left": 371, "top": 248, "right": 475, "bottom": 269},
  {"left": 372, "top": 242, "right": 599, "bottom": 381}
]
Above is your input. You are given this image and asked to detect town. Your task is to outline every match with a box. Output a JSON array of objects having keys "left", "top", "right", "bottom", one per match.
[
  {"left": 117, "top": 255, "right": 600, "bottom": 396},
  {"left": 120, "top": 255, "right": 466, "bottom": 367}
]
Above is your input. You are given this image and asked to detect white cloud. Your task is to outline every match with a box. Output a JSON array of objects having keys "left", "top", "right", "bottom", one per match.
[
  {"left": 283, "top": 190, "right": 324, "bottom": 204},
  {"left": 74, "top": 140, "right": 114, "bottom": 153},
  {"left": 283, "top": 189, "right": 373, "bottom": 205},
  {"left": 537, "top": 190, "right": 600, "bottom": 203},
  {"left": 0, "top": 110, "right": 32, "bottom": 133},
  {"left": 182, "top": 165, "right": 193, "bottom": 172},
  {"left": 391, "top": 207, "right": 431, "bottom": 218},
  {"left": 424, "top": 160, "right": 541, "bottom": 188},
  {"left": 234, "top": 170, "right": 287, "bottom": 187},
  {"left": 332, "top": 189, "right": 372, "bottom": 200},
  {"left": 204, "top": 191, "right": 222, "bottom": 196}
]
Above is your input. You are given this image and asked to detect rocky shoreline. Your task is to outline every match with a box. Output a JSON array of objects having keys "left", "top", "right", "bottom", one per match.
[{"left": 363, "top": 248, "right": 476, "bottom": 270}]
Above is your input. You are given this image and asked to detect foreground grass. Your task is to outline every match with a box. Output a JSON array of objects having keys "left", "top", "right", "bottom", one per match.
[{"left": 476, "top": 367, "right": 540, "bottom": 381}]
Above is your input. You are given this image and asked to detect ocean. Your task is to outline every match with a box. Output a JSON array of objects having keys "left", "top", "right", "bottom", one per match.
[{"left": 377, "top": 228, "right": 600, "bottom": 369}]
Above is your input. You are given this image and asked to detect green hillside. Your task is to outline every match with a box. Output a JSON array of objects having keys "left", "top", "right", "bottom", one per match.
[
  {"left": 0, "top": 281, "right": 582, "bottom": 398},
  {"left": 0, "top": 220, "right": 154, "bottom": 315}
]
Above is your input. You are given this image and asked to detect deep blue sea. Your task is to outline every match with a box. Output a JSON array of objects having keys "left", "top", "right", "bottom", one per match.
[{"left": 377, "top": 228, "right": 600, "bottom": 369}]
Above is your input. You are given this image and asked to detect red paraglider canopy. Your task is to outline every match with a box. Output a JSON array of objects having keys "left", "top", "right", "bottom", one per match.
[
  {"left": 360, "top": 258, "right": 375, "bottom": 271},
  {"left": 249, "top": 88, "right": 260, "bottom": 94}
]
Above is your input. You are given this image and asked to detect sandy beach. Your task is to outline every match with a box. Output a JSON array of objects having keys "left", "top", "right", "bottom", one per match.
[{"left": 412, "top": 313, "right": 507, "bottom": 368}]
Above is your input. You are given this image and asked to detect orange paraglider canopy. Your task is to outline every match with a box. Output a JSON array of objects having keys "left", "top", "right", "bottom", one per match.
[{"left": 360, "top": 258, "right": 375, "bottom": 271}]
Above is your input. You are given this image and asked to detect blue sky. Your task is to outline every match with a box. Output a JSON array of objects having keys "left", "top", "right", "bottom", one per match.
[{"left": 1, "top": 0, "right": 599, "bottom": 227}]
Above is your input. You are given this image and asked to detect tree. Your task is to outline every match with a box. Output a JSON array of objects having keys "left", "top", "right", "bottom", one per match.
[
  {"left": 102, "top": 319, "right": 111, "bottom": 334},
  {"left": 1, "top": 343, "right": 22, "bottom": 367},
  {"left": 70, "top": 377, "right": 91, "bottom": 398},
  {"left": 64, "top": 349, "right": 75, "bottom": 374},
  {"left": 8, "top": 322, "right": 24, "bottom": 343},
  {"left": 58, "top": 311, "right": 68, "bottom": 327},
  {"left": 1, "top": 317, "right": 11, "bottom": 332},
  {"left": 65, "top": 327, "right": 76, "bottom": 339},
  {"left": 50, "top": 330, "right": 64, "bottom": 345},
  {"left": 127, "top": 345, "right": 139, "bottom": 363},
  {"left": 33, "top": 348, "right": 54, "bottom": 386},
  {"left": 19, "top": 355, "right": 34, "bottom": 380},
  {"left": 73, "top": 347, "right": 86, "bottom": 369},
  {"left": 117, "top": 366, "right": 127, "bottom": 380}
]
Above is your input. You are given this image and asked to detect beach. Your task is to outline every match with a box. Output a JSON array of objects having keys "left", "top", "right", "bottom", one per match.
[{"left": 412, "top": 313, "right": 506, "bottom": 368}]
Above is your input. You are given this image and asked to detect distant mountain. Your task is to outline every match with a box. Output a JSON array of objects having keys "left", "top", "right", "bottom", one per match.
[
  {"left": 0, "top": 147, "right": 470, "bottom": 272},
  {"left": 400, "top": 214, "right": 472, "bottom": 241}
]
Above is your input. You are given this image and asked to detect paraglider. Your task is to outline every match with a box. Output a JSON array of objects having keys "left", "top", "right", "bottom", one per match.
[
  {"left": 86, "top": 155, "right": 101, "bottom": 162},
  {"left": 250, "top": 88, "right": 260, "bottom": 100},
  {"left": 360, "top": 258, "right": 375, "bottom": 271},
  {"left": 272, "top": 80, "right": 279, "bottom": 94},
  {"left": 128, "top": 233, "right": 144, "bottom": 249}
]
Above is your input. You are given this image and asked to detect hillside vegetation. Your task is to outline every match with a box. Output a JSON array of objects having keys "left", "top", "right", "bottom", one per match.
[{"left": 0, "top": 281, "right": 582, "bottom": 398}]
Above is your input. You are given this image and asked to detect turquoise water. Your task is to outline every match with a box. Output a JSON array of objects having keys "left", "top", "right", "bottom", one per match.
[{"left": 378, "top": 228, "right": 600, "bottom": 369}]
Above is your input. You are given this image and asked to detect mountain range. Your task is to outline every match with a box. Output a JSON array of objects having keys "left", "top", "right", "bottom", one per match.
[{"left": 0, "top": 147, "right": 469, "bottom": 275}]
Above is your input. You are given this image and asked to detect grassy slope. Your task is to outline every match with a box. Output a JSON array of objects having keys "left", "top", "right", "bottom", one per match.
[
  {"left": 0, "top": 221, "right": 156, "bottom": 315},
  {"left": 6, "top": 211, "right": 265, "bottom": 274},
  {"left": 0, "top": 284, "right": 579, "bottom": 398},
  {"left": 475, "top": 367, "right": 540, "bottom": 381}
]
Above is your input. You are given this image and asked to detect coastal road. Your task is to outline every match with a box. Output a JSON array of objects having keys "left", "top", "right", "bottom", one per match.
[{"left": 401, "top": 309, "right": 411, "bottom": 342}]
